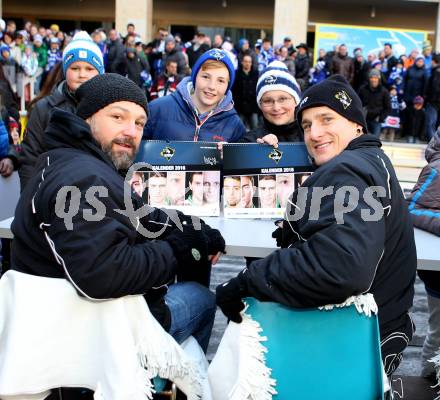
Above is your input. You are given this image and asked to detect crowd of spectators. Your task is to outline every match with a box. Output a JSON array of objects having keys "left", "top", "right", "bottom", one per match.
[{"left": 1, "top": 18, "right": 439, "bottom": 149}]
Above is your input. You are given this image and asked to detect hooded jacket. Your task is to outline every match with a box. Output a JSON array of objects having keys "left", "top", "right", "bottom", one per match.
[
  {"left": 19, "top": 81, "right": 77, "bottom": 190},
  {"left": 12, "top": 109, "right": 178, "bottom": 326},
  {"left": 404, "top": 64, "right": 427, "bottom": 103},
  {"left": 241, "top": 135, "right": 416, "bottom": 334},
  {"left": 143, "top": 76, "right": 246, "bottom": 142},
  {"left": 407, "top": 130, "right": 440, "bottom": 295}
]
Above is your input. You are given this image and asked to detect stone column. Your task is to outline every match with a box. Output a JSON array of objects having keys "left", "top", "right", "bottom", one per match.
[
  {"left": 273, "top": 0, "right": 309, "bottom": 46},
  {"left": 115, "top": 0, "right": 153, "bottom": 42}
]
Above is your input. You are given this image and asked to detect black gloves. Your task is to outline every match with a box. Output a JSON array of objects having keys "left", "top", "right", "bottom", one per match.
[
  {"left": 272, "top": 219, "right": 284, "bottom": 247},
  {"left": 203, "top": 225, "right": 226, "bottom": 256},
  {"left": 216, "top": 270, "right": 248, "bottom": 323},
  {"left": 165, "top": 223, "right": 209, "bottom": 274},
  {"left": 272, "top": 227, "right": 283, "bottom": 247}
]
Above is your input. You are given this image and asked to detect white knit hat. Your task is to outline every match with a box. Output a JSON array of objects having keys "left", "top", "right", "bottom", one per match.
[
  {"left": 62, "top": 31, "right": 104, "bottom": 75},
  {"left": 256, "top": 60, "right": 301, "bottom": 108}
]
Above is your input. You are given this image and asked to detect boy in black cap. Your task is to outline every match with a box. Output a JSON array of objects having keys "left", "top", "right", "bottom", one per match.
[{"left": 216, "top": 75, "right": 416, "bottom": 383}]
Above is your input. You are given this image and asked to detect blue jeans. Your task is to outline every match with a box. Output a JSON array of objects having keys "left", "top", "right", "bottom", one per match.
[
  {"left": 367, "top": 120, "right": 382, "bottom": 137},
  {"left": 165, "top": 282, "right": 216, "bottom": 353},
  {"left": 425, "top": 103, "right": 438, "bottom": 142}
]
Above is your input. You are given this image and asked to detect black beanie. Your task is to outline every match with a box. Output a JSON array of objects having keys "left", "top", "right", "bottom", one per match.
[
  {"left": 295, "top": 75, "right": 367, "bottom": 133},
  {"left": 76, "top": 73, "right": 148, "bottom": 120}
]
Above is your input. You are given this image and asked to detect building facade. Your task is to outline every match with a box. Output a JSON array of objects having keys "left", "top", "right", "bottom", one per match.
[{"left": 2, "top": 0, "right": 440, "bottom": 49}]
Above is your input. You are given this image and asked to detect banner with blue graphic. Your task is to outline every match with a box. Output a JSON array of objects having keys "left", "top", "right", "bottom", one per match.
[
  {"left": 133, "top": 141, "right": 221, "bottom": 217},
  {"left": 314, "top": 23, "right": 427, "bottom": 60},
  {"left": 222, "top": 143, "right": 314, "bottom": 219}
]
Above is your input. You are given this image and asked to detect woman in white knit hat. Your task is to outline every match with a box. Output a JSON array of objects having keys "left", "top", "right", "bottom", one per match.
[
  {"left": 19, "top": 31, "right": 104, "bottom": 190},
  {"left": 240, "top": 60, "right": 302, "bottom": 146}
]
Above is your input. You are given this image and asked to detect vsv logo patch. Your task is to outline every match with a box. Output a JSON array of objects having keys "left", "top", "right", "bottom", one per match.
[
  {"left": 268, "top": 148, "right": 283, "bottom": 164},
  {"left": 160, "top": 146, "right": 175, "bottom": 161}
]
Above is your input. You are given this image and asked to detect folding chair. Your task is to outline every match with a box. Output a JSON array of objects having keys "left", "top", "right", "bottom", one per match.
[{"left": 245, "top": 297, "right": 384, "bottom": 400}]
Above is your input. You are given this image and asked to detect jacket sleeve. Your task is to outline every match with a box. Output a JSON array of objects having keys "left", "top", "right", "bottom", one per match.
[
  {"left": 40, "top": 178, "right": 178, "bottom": 300},
  {"left": 229, "top": 116, "right": 246, "bottom": 142},
  {"left": 143, "top": 109, "right": 156, "bottom": 139},
  {"left": 238, "top": 129, "right": 260, "bottom": 143},
  {"left": 380, "top": 89, "right": 392, "bottom": 121},
  {"left": 349, "top": 59, "right": 355, "bottom": 84},
  {"left": 407, "top": 164, "right": 440, "bottom": 236},
  {"left": 242, "top": 166, "right": 386, "bottom": 308},
  {"left": 6, "top": 144, "right": 20, "bottom": 170},
  {"left": 18, "top": 101, "right": 47, "bottom": 191}
]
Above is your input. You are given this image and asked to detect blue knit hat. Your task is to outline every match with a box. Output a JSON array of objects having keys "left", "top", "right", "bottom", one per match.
[
  {"left": 256, "top": 60, "right": 301, "bottom": 108},
  {"left": 191, "top": 49, "right": 235, "bottom": 92},
  {"left": 62, "top": 31, "right": 104, "bottom": 75},
  {"left": 0, "top": 45, "right": 10, "bottom": 55}
]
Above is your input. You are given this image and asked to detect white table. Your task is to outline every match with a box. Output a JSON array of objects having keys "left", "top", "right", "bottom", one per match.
[
  {"left": 205, "top": 217, "right": 440, "bottom": 272},
  {"left": 1, "top": 216, "right": 439, "bottom": 271},
  {"left": 0, "top": 217, "right": 14, "bottom": 240}
]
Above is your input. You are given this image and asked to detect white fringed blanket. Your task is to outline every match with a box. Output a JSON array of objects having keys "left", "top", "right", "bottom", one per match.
[{"left": 0, "top": 270, "right": 208, "bottom": 400}]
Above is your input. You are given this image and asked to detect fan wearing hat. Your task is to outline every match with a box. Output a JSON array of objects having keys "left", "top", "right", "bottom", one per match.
[
  {"left": 144, "top": 48, "right": 246, "bottom": 142},
  {"left": 33, "top": 34, "right": 48, "bottom": 82},
  {"left": 422, "top": 40, "right": 433, "bottom": 76},
  {"left": 19, "top": 30, "right": 104, "bottom": 190},
  {"left": 294, "top": 42, "right": 311, "bottom": 89},
  {"left": 403, "top": 54, "right": 428, "bottom": 107},
  {"left": 217, "top": 75, "right": 416, "bottom": 383},
  {"left": 358, "top": 68, "right": 391, "bottom": 137},
  {"left": 240, "top": 60, "right": 302, "bottom": 145},
  {"left": 403, "top": 95, "right": 426, "bottom": 143},
  {"left": 45, "top": 37, "right": 62, "bottom": 73}
]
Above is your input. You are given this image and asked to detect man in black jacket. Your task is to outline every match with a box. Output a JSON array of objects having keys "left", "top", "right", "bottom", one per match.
[
  {"left": 383, "top": 43, "right": 398, "bottom": 80},
  {"left": 186, "top": 32, "right": 210, "bottom": 69},
  {"left": 232, "top": 54, "right": 259, "bottom": 130},
  {"left": 106, "top": 29, "right": 126, "bottom": 75},
  {"left": 294, "top": 43, "right": 311, "bottom": 90},
  {"left": 359, "top": 69, "right": 391, "bottom": 137},
  {"left": 12, "top": 74, "right": 225, "bottom": 353},
  {"left": 425, "top": 53, "right": 440, "bottom": 141},
  {"left": 216, "top": 75, "right": 416, "bottom": 378}
]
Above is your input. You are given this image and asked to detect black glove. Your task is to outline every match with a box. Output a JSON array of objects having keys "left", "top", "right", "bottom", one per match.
[
  {"left": 271, "top": 219, "right": 284, "bottom": 247},
  {"left": 216, "top": 270, "right": 248, "bottom": 323},
  {"left": 203, "top": 225, "right": 226, "bottom": 256},
  {"left": 164, "top": 224, "right": 209, "bottom": 281},
  {"left": 180, "top": 215, "right": 226, "bottom": 256},
  {"left": 272, "top": 227, "right": 283, "bottom": 247}
]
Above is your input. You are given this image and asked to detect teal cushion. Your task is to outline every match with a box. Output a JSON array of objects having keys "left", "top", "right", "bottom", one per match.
[
  {"left": 245, "top": 297, "right": 384, "bottom": 400},
  {"left": 152, "top": 376, "right": 167, "bottom": 392}
]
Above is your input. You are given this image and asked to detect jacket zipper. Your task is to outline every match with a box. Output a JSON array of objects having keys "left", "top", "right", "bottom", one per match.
[{"left": 193, "top": 109, "right": 218, "bottom": 142}]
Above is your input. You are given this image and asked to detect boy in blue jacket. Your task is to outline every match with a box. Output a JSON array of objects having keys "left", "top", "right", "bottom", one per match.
[{"left": 143, "top": 49, "right": 245, "bottom": 142}]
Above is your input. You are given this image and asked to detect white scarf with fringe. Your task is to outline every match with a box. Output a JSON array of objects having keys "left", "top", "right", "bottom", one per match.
[
  {"left": 208, "top": 293, "right": 386, "bottom": 400},
  {"left": 0, "top": 270, "right": 208, "bottom": 400},
  {"left": 430, "top": 352, "right": 440, "bottom": 400}
]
